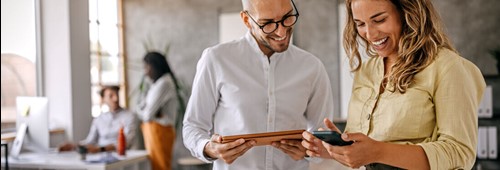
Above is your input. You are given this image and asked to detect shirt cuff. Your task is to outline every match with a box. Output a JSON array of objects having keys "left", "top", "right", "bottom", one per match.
[
  {"left": 417, "top": 143, "right": 438, "bottom": 170},
  {"left": 305, "top": 156, "right": 323, "bottom": 163},
  {"left": 196, "top": 139, "right": 215, "bottom": 163}
]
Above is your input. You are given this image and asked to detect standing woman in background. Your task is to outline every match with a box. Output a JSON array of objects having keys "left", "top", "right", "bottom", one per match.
[
  {"left": 137, "top": 52, "right": 179, "bottom": 170},
  {"left": 302, "top": 0, "right": 486, "bottom": 169}
]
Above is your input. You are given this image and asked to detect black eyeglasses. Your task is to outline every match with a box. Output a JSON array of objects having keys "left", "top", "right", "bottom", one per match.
[{"left": 245, "top": 0, "right": 300, "bottom": 34}]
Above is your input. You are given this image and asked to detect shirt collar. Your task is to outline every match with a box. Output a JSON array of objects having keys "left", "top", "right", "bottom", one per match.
[
  {"left": 244, "top": 31, "right": 286, "bottom": 61},
  {"left": 245, "top": 31, "right": 265, "bottom": 56},
  {"left": 101, "top": 108, "right": 123, "bottom": 119}
]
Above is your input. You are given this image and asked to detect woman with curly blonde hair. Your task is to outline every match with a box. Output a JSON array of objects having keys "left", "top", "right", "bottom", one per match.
[{"left": 302, "top": 0, "right": 486, "bottom": 169}]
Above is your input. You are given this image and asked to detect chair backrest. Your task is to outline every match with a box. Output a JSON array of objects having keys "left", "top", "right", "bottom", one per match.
[{"left": 1, "top": 53, "right": 36, "bottom": 130}]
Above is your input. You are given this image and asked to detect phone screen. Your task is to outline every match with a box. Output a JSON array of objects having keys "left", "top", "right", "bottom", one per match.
[{"left": 312, "top": 131, "right": 353, "bottom": 146}]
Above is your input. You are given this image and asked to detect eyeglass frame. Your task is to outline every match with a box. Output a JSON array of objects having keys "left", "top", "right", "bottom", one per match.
[{"left": 244, "top": 0, "right": 300, "bottom": 34}]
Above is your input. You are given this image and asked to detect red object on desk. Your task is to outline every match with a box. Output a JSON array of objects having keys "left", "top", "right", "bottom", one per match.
[{"left": 117, "top": 126, "right": 126, "bottom": 156}]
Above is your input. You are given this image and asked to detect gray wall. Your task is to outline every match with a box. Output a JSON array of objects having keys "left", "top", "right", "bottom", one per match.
[
  {"left": 123, "top": 0, "right": 500, "bottom": 116},
  {"left": 433, "top": 0, "right": 500, "bottom": 75},
  {"left": 123, "top": 0, "right": 341, "bottom": 115}
]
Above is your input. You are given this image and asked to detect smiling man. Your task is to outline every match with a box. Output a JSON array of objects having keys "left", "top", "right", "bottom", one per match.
[{"left": 182, "top": 0, "right": 334, "bottom": 169}]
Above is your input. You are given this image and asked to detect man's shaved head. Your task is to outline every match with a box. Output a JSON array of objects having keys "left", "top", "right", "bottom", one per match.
[
  {"left": 242, "top": 0, "right": 250, "bottom": 11},
  {"left": 240, "top": 0, "right": 296, "bottom": 57},
  {"left": 242, "top": 0, "right": 292, "bottom": 14},
  {"left": 242, "top": 0, "right": 257, "bottom": 13}
]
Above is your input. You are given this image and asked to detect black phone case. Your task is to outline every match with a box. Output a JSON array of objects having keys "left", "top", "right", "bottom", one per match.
[{"left": 312, "top": 131, "right": 354, "bottom": 146}]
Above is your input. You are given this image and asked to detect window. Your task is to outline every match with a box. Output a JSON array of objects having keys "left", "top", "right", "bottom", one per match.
[
  {"left": 1, "top": 0, "right": 38, "bottom": 131},
  {"left": 89, "top": 0, "right": 127, "bottom": 117}
]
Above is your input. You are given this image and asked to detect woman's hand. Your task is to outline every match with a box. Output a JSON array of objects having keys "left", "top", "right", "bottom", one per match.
[
  {"left": 302, "top": 131, "right": 332, "bottom": 158},
  {"left": 301, "top": 118, "right": 341, "bottom": 158},
  {"left": 322, "top": 132, "right": 382, "bottom": 169}
]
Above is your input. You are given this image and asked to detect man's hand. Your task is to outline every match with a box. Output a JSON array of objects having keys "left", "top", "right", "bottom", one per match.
[
  {"left": 272, "top": 139, "right": 307, "bottom": 160},
  {"left": 103, "top": 144, "right": 115, "bottom": 152},
  {"left": 204, "top": 134, "right": 256, "bottom": 164},
  {"left": 58, "top": 142, "right": 75, "bottom": 152},
  {"left": 86, "top": 144, "right": 100, "bottom": 153}
]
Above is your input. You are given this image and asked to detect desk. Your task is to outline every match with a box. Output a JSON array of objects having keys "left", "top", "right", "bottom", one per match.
[
  {"left": 1, "top": 128, "right": 66, "bottom": 143},
  {"left": 1, "top": 150, "right": 150, "bottom": 170}
]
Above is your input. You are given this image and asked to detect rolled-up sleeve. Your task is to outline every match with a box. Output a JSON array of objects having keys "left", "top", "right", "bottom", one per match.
[{"left": 418, "top": 59, "right": 485, "bottom": 170}]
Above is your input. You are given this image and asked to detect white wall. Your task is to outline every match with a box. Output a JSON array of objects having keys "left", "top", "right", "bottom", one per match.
[
  {"left": 40, "top": 0, "right": 92, "bottom": 142},
  {"left": 338, "top": 3, "right": 351, "bottom": 120},
  {"left": 219, "top": 12, "right": 247, "bottom": 44},
  {"left": 1, "top": 0, "right": 36, "bottom": 62}
]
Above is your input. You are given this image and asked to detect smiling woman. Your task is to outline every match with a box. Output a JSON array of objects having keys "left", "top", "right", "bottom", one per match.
[{"left": 301, "top": 0, "right": 486, "bottom": 169}]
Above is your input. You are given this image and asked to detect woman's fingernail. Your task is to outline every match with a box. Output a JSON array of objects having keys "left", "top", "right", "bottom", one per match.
[{"left": 342, "top": 133, "right": 348, "bottom": 139}]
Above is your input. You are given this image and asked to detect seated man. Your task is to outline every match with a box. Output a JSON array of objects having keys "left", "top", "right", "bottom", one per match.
[{"left": 59, "top": 86, "right": 138, "bottom": 153}]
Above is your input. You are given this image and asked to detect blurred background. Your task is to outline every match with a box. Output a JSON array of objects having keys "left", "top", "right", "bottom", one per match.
[{"left": 2, "top": 0, "right": 499, "bottom": 169}]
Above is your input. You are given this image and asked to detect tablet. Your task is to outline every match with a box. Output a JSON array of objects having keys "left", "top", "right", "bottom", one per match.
[{"left": 221, "top": 129, "right": 305, "bottom": 146}]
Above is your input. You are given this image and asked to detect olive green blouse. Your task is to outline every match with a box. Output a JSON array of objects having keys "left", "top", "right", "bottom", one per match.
[{"left": 345, "top": 48, "right": 486, "bottom": 170}]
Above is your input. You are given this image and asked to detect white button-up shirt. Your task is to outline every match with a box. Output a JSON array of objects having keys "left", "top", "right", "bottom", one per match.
[
  {"left": 136, "top": 74, "right": 178, "bottom": 127},
  {"left": 183, "top": 32, "right": 334, "bottom": 170},
  {"left": 81, "top": 109, "right": 137, "bottom": 148}
]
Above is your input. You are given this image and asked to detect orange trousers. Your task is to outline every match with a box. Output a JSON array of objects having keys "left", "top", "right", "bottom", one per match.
[{"left": 141, "top": 122, "right": 175, "bottom": 170}]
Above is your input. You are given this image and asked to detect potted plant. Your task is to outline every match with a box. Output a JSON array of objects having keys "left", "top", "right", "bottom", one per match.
[{"left": 491, "top": 48, "right": 500, "bottom": 74}]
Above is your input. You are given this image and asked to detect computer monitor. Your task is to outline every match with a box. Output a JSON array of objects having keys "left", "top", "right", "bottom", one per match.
[{"left": 13, "top": 96, "right": 49, "bottom": 154}]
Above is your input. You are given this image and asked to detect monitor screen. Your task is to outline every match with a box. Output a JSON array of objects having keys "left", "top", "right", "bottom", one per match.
[{"left": 15, "top": 96, "right": 49, "bottom": 153}]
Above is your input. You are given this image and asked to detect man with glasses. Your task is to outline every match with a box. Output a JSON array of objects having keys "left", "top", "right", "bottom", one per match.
[{"left": 183, "top": 0, "right": 333, "bottom": 169}]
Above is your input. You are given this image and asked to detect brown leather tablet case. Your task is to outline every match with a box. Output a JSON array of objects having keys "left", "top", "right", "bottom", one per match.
[{"left": 221, "top": 129, "right": 305, "bottom": 146}]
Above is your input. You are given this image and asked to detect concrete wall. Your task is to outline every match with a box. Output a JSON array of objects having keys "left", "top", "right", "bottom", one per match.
[
  {"left": 122, "top": 0, "right": 342, "bottom": 117},
  {"left": 433, "top": 0, "right": 500, "bottom": 75},
  {"left": 123, "top": 0, "right": 500, "bottom": 118}
]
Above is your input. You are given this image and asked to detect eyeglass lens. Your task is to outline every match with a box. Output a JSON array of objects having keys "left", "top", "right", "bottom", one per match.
[{"left": 261, "top": 15, "right": 298, "bottom": 33}]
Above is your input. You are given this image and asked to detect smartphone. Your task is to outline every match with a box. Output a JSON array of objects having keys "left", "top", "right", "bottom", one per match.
[{"left": 312, "top": 131, "right": 354, "bottom": 146}]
